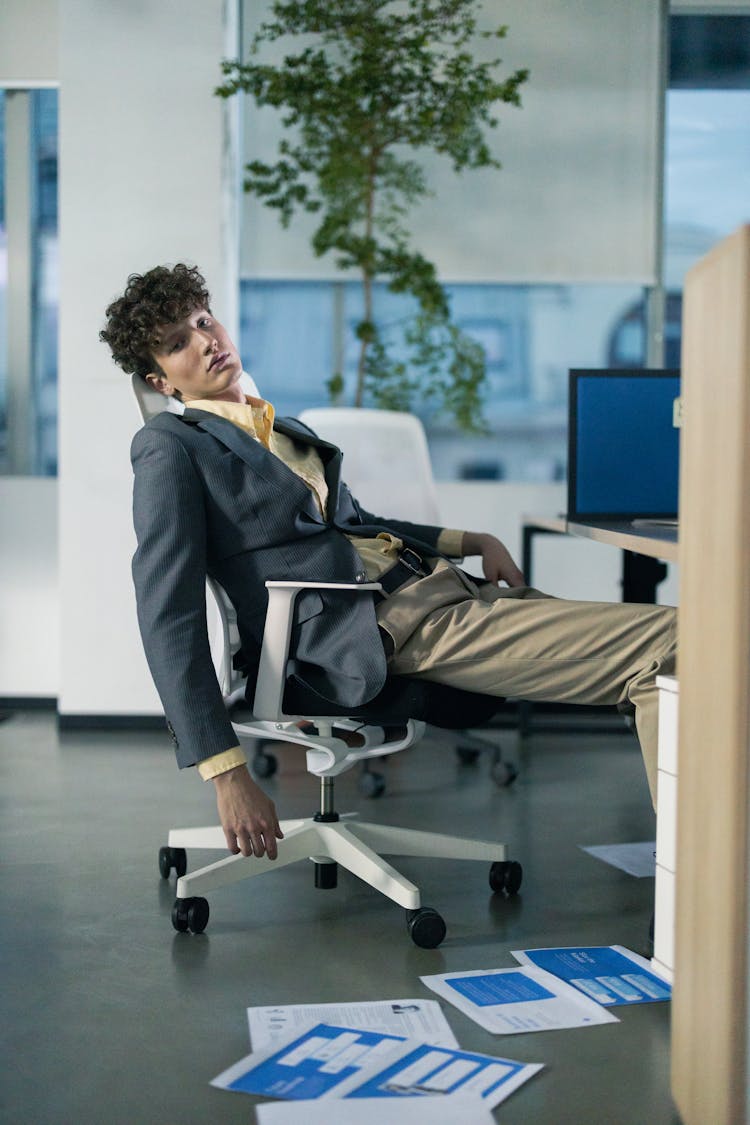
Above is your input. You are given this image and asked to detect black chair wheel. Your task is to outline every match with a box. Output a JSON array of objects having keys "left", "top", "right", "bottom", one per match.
[
  {"left": 359, "top": 769, "right": 386, "bottom": 798},
  {"left": 252, "top": 746, "right": 278, "bottom": 779},
  {"left": 491, "top": 760, "right": 518, "bottom": 787},
  {"left": 158, "top": 845, "right": 187, "bottom": 879},
  {"left": 489, "top": 860, "right": 523, "bottom": 896},
  {"left": 172, "top": 896, "right": 209, "bottom": 934},
  {"left": 406, "top": 906, "right": 446, "bottom": 949},
  {"left": 456, "top": 745, "right": 481, "bottom": 766}
]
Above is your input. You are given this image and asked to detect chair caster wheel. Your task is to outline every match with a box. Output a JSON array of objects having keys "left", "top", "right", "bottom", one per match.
[
  {"left": 456, "top": 746, "right": 481, "bottom": 765},
  {"left": 489, "top": 860, "right": 523, "bottom": 896},
  {"left": 406, "top": 907, "right": 446, "bottom": 949},
  {"left": 359, "top": 769, "right": 386, "bottom": 798},
  {"left": 158, "top": 845, "right": 187, "bottom": 879},
  {"left": 252, "top": 745, "right": 278, "bottom": 779},
  {"left": 172, "top": 896, "right": 209, "bottom": 934},
  {"left": 491, "top": 760, "right": 518, "bottom": 787}
]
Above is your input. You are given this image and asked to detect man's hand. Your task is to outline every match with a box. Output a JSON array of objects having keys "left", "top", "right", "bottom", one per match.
[
  {"left": 213, "top": 765, "right": 284, "bottom": 859},
  {"left": 461, "top": 531, "right": 525, "bottom": 587}
]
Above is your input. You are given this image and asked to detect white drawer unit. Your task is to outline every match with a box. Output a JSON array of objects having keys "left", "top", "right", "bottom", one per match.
[{"left": 653, "top": 674, "right": 679, "bottom": 983}]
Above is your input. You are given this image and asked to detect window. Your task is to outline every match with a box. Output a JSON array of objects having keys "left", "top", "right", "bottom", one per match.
[
  {"left": 237, "top": 14, "right": 750, "bottom": 483},
  {"left": 240, "top": 279, "right": 646, "bottom": 481},
  {"left": 0, "top": 88, "right": 59, "bottom": 476},
  {"left": 663, "top": 16, "right": 750, "bottom": 352}
]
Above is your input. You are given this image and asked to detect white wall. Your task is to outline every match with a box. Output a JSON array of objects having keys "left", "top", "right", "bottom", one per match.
[
  {"left": 0, "top": 0, "right": 57, "bottom": 85},
  {"left": 56, "top": 0, "right": 239, "bottom": 716},
  {"left": 0, "top": 480, "right": 58, "bottom": 696}
]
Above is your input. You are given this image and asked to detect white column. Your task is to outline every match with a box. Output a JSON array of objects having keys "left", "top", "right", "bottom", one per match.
[{"left": 58, "top": 0, "right": 240, "bottom": 716}]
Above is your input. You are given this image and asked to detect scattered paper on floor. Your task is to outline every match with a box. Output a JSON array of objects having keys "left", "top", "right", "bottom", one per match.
[
  {"left": 420, "top": 966, "right": 619, "bottom": 1034},
  {"left": 248, "top": 998, "right": 458, "bottom": 1050}
]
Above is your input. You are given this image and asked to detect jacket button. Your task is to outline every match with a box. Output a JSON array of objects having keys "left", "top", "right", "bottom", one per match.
[{"left": 355, "top": 571, "right": 367, "bottom": 583}]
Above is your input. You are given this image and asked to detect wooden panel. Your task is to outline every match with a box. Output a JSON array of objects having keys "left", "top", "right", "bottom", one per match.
[{"left": 672, "top": 225, "right": 750, "bottom": 1123}]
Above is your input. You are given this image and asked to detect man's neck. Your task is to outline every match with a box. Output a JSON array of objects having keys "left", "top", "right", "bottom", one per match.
[{"left": 184, "top": 386, "right": 247, "bottom": 406}]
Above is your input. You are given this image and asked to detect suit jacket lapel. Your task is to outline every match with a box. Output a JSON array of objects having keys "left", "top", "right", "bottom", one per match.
[
  {"left": 181, "top": 409, "right": 342, "bottom": 517},
  {"left": 181, "top": 409, "right": 278, "bottom": 487}
]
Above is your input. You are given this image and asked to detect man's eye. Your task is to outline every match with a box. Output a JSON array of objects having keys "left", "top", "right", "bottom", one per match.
[{"left": 170, "top": 340, "right": 183, "bottom": 353}]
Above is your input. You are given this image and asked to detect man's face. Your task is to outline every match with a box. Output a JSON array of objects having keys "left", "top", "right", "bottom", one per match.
[{"left": 146, "top": 307, "right": 244, "bottom": 403}]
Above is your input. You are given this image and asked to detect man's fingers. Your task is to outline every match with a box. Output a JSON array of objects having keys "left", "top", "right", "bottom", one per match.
[{"left": 229, "top": 824, "right": 280, "bottom": 860}]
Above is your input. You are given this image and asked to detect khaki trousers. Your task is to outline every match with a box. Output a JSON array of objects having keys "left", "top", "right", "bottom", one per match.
[{"left": 377, "top": 562, "right": 677, "bottom": 806}]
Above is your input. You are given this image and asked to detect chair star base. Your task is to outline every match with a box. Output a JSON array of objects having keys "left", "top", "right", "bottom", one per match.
[{"left": 162, "top": 815, "right": 520, "bottom": 947}]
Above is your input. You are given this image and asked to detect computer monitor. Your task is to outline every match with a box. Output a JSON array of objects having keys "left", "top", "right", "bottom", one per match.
[{"left": 567, "top": 368, "right": 681, "bottom": 522}]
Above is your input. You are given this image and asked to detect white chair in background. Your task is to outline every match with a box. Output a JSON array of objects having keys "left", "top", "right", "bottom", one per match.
[
  {"left": 299, "top": 405, "right": 518, "bottom": 788},
  {"left": 298, "top": 406, "right": 441, "bottom": 523},
  {"left": 131, "top": 377, "right": 522, "bottom": 947}
]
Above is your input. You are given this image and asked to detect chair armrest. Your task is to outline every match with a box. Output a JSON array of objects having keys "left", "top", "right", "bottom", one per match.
[{"left": 253, "top": 580, "right": 382, "bottom": 720}]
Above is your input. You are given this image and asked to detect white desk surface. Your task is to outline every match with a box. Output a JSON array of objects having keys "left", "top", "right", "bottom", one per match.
[{"left": 522, "top": 514, "right": 678, "bottom": 564}]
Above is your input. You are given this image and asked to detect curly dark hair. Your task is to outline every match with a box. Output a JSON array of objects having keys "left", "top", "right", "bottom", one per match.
[{"left": 99, "top": 263, "right": 211, "bottom": 379}]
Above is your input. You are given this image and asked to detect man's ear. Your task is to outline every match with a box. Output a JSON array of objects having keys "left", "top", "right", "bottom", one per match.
[{"left": 145, "top": 372, "right": 175, "bottom": 397}]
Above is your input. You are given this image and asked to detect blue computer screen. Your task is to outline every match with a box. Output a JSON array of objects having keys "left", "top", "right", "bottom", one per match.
[{"left": 569, "top": 370, "right": 680, "bottom": 519}]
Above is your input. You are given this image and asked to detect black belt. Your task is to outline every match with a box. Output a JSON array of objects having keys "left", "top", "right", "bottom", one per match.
[{"left": 376, "top": 548, "right": 432, "bottom": 600}]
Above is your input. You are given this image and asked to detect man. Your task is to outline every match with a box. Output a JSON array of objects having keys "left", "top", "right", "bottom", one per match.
[{"left": 101, "top": 264, "right": 677, "bottom": 863}]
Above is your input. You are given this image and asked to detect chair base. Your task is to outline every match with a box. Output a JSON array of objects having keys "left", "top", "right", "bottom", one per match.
[{"left": 167, "top": 816, "right": 510, "bottom": 912}]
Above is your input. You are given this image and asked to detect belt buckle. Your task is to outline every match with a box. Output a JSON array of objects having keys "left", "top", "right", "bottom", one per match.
[{"left": 399, "top": 548, "right": 424, "bottom": 576}]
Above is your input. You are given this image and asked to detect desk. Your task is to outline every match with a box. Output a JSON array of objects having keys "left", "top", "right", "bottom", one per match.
[
  {"left": 565, "top": 519, "right": 677, "bottom": 564},
  {"left": 522, "top": 515, "right": 676, "bottom": 603}
]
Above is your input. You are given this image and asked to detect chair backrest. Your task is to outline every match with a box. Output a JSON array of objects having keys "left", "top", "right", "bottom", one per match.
[{"left": 297, "top": 407, "right": 440, "bottom": 523}]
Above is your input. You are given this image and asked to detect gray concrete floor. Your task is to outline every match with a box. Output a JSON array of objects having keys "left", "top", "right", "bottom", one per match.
[{"left": 0, "top": 709, "right": 682, "bottom": 1125}]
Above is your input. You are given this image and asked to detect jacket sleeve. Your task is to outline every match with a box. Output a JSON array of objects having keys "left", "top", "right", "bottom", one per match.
[{"left": 131, "top": 426, "right": 238, "bottom": 768}]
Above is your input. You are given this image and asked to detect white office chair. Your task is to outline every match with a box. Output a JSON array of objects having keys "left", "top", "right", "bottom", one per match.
[
  {"left": 298, "top": 406, "right": 518, "bottom": 788},
  {"left": 131, "top": 377, "right": 521, "bottom": 947},
  {"left": 298, "top": 406, "right": 441, "bottom": 523}
]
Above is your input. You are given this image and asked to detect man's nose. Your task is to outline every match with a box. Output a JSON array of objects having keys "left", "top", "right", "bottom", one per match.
[{"left": 199, "top": 330, "right": 218, "bottom": 353}]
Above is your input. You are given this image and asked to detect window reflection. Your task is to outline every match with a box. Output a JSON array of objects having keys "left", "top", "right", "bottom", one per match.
[
  {"left": 0, "top": 88, "right": 58, "bottom": 477},
  {"left": 32, "top": 90, "right": 59, "bottom": 477}
]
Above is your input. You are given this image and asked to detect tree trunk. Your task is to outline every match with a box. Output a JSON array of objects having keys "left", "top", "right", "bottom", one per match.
[
  {"left": 354, "top": 159, "right": 377, "bottom": 408},
  {"left": 355, "top": 268, "right": 373, "bottom": 408}
]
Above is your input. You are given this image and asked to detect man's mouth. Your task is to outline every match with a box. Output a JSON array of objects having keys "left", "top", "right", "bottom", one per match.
[{"left": 209, "top": 352, "right": 229, "bottom": 371}]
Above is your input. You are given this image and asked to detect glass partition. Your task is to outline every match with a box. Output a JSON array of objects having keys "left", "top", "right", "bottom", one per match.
[{"left": 0, "top": 87, "right": 59, "bottom": 476}]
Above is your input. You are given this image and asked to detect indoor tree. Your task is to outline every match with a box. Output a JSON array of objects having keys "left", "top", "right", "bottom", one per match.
[{"left": 216, "top": 0, "right": 528, "bottom": 429}]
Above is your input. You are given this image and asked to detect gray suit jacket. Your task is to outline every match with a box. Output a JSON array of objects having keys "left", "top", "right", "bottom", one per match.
[{"left": 130, "top": 409, "right": 446, "bottom": 768}]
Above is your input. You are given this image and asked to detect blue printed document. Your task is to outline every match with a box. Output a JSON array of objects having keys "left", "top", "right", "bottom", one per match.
[
  {"left": 210, "top": 1022, "right": 542, "bottom": 1109},
  {"left": 511, "top": 945, "right": 672, "bottom": 1006},
  {"left": 420, "top": 966, "right": 618, "bottom": 1034}
]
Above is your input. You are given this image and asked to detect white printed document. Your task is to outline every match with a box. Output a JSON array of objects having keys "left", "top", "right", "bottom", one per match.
[
  {"left": 248, "top": 999, "right": 458, "bottom": 1050},
  {"left": 420, "top": 966, "right": 618, "bottom": 1034},
  {"left": 579, "top": 841, "right": 656, "bottom": 878},
  {"left": 211, "top": 1022, "right": 542, "bottom": 1108},
  {"left": 511, "top": 945, "right": 672, "bottom": 1005},
  {"left": 256, "top": 1095, "right": 496, "bottom": 1125}
]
